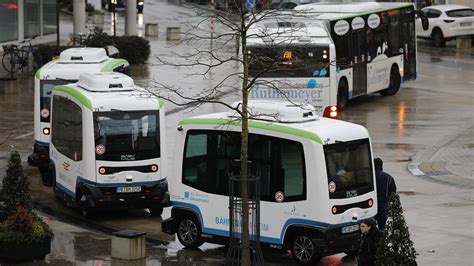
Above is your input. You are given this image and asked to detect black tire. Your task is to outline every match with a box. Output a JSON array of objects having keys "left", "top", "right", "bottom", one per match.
[
  {"left": 337, "top": 80, "right": 348, "bottom": 110},
  {"left": 281, "top": 3, "right": 297, "bottom": 9},
  {"left": 77, "top": 189, "right": 96, "bottom": 218},
  {"left": 432, "top": 28, "right": 445, "bottom": 47},
  {"left": 149, "top": 207, "right": 163, "bottom": 217},
  {"left": 2, "top": 51, "right": 20, "bottom": 75},
  {"left": 379, "top": 66, "right": 401, "bottom": 96},
  {"left": 177, "top": 216, "right": 204, "bottom": 248},
  {"left": 49, "top": 167, "right": 64, "bottom": 201},
  {"left": 40, "top": 164, "right": 53, "bottom": 187},
  {"left": 291, "top": 234, "right": 321, "bottom": 265}
]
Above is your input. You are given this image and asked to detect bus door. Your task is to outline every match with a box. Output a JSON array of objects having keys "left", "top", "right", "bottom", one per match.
[
  {"left": 351, "top": 29, "right": 367, "bottom": 97},
  {"left": 402, "top": 11, "right": 416, "bottom": 80}
]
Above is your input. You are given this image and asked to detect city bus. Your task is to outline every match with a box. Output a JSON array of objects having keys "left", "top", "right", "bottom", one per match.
[
  {"left": 162, "top": 100, "right": 377, "bottom": 264},
  {"left": 247, "top": 2, "right": 428, "bottom": 117},
  {"left": 49, "top": 72, "right": 168, "bottom": 217},
  {"left": 30, "top": 47, "right": 129, "bottom": 184}
]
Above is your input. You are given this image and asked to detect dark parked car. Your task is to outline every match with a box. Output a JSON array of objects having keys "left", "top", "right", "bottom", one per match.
[{"left": 102, "top": 0, "right": 144, "bottom": 13}]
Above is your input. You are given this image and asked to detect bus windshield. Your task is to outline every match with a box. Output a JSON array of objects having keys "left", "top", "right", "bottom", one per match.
[
  {"left": 40, "top": 80, "right": 75, "bottom": 123},
  {"left": 248, "top": 45, "right": 330, "bottom": 78},
  {"left": 94, "top": 110, "right": 160, "bottom": 161},
  {"left": 324, "top": 139, "right": 374, "bottom": 199}
]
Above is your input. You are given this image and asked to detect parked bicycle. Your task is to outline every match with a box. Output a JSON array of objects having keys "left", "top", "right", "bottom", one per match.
[{"left": 2, "top": 36, "right": 39, "bottom": 75}]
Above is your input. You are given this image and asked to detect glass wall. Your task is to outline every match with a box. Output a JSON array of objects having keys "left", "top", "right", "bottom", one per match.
[
  {"left": 43, "top": 0, "right": 57, "bottom": 35},
  {"left": 0, "top": 0, "right": 18, "bottom": 43},
  {"left": 24, "top": 0, "right": 40, "bottom": 38}
]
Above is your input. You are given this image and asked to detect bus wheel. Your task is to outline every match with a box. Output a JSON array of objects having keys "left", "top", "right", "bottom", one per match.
[
  {"left": 291, "top": 234, "right": 321, "bottom": 265},
  {"left": 337, "top": 80, "right": 348, "bottom": 110},
  {"left": 177, "top": 216, "right": 204, "bottom": 248},
  {"left": 149, "top": 207, "right": 163, "bottom": 217},
  {"left": 432, "top": 28, "right": 445, "bottom": 48},
  {"left": 380, "top": 67, "right": 400, "bottom": 96}
]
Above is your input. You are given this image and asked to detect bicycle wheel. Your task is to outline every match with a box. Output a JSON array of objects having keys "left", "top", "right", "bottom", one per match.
[{"left": 2, "top": 51, "right": 20, "bottom": 75}]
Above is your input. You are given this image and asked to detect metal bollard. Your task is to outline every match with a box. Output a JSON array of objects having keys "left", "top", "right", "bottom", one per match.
[
  {"left": 145, "top": 23, "right": 159, "bottom": 37},
  {"left": 166, "top": 27, "right": 181, "bottom": 41},
  {"left": 456, "top": 36, "right": 472, "bottom": 49},
  {"left": 111, "top": 230, "right": 146, "bottom": 260}
]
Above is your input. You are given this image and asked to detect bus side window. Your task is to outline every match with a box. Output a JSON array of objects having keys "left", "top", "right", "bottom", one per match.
[
  {"left": 183, "top": 133, "right": 208, "bottom": 185},
  {"left": 51, "top": 96, "right": 82, "bottom": 161}
]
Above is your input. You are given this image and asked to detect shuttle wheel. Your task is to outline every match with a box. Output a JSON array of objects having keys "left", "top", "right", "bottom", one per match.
[
  {"left": 291, "top": 234, "right": 321, "bottom": 265},
  {"left": 78, "top": 190, "right": 96, "bottom": 218},
  {"left": 379, "top": 66, "right": 401, "bottom": 96},
  {"left": 337, "top": 80, "right": 348, "bottom": 110},
  {"left": 177, "top": 216, "right": 203, "bottom": 248}
]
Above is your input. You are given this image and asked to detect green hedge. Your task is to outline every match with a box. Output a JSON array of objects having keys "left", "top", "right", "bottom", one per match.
[{"left": 34, "top": 31, "right": 150, "bottom": 66}]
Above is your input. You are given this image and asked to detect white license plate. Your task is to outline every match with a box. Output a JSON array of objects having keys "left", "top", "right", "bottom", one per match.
[
  {"left": 341, "top": 224, "right": 359, "bottom": 234},
  {"left": 460, "top": 22, "right": 472, "bottom": 27},
  {"left": 116, "top": 186, "right": 141, "bottom": 193}
]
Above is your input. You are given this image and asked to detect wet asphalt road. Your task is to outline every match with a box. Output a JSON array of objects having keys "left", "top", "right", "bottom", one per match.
[{"left": 1, "top": 1, "right": 474, "bottom": 265}]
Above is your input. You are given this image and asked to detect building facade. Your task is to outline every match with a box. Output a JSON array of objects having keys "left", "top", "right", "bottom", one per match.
[{"left": 0, "top": 0, "right": 57, "bottom": 46}]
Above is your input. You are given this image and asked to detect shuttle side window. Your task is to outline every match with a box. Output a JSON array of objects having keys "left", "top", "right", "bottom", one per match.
[
  {"left": 51, "top": 95, "right": 82, "bottom": 161},
  {"left": 182, "top": 130, "right": 306, "bottom": 202}
]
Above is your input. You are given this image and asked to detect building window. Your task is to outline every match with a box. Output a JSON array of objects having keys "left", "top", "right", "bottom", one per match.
[
  {"left": 0, "top": 0, "right": 18, "bottom": 43},
  {"left": 24, "top": 0, "right": 40, "bottom": 38},
  {"left": 43, "top": 0, "right": 57, "bottom": 35}
]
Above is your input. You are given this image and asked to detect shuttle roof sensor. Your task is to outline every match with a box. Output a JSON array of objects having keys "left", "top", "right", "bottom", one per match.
[{"left": 77, "top": 72, "right": 134, "bottom": 92}]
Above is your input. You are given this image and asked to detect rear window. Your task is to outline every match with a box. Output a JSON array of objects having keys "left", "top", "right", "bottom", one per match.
[{"left": 446, "top": 8, "right": 474, "bottom": 17}]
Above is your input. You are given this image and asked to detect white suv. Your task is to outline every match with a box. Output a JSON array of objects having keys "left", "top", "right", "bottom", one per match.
[{"left": 416, "top": 4, "right": 474, "bottom": 47}]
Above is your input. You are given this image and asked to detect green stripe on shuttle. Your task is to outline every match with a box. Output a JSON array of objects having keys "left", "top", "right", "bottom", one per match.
[
  {"left": 101, "top": 58, "right": 129, "bottom": 72},
  {"left": 53, "top": 85, "right": 92, "bottom": 110},
  {"left": 158, "top": 98, "right": 164, "bottom": 108},
  {"left": 35, "top": 68, "right": 41, "bottom": 79},
  {"left": 330, "top": 3, "right": 413, "bottom": 21},
  {"left": 179, "top": 118, "right": 322, "bottom": 144}
]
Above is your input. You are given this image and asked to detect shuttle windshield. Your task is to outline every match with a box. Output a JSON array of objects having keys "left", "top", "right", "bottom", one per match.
[
  {"left": 324, "top": 138, "right": 374, "bottom": 199},
  {"left": 94, "top": 110, "right": 160, "bottom": 161}
]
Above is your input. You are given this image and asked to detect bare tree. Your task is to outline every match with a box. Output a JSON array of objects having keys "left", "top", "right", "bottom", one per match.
[{"left": 149, "top": 2, "right": 327, "bottom": 264}]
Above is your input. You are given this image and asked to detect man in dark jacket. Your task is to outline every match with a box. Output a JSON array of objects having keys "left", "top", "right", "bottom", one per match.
[{"left": 374, "top": 158, "right": 397, "bottom": 231}]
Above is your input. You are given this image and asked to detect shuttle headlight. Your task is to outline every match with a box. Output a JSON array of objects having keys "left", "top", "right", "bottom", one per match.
[
  {"left": 331, "top": 206, "right": 337, "bottom": 214},
  {"left": 151, "top": 164, "right": 158, "bottom": 172},
  {"left": 42, "top": 128, "right": 50, "bottom": 135}
]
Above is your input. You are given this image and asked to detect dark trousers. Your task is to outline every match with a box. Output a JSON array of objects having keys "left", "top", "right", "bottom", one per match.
[{"left": 376, "top": 205, "right": 388, "bottom": 231}]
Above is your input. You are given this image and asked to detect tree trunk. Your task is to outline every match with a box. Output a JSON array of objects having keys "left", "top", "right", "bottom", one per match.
[{"left": 240, "top": 12, "right": 250, "bottom": 266}]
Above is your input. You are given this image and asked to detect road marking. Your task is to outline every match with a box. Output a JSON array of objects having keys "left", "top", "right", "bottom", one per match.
[{"left": 14, "top": 132, "right": 33, "bottom": 140}]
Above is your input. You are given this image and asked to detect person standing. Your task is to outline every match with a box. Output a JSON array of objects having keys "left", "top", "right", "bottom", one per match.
[
  {"left": 357, "top": 218, "right": 382, "bottom": 266},
  {"left": 374, "top": 157, "right": 397, "bottom": 231}
]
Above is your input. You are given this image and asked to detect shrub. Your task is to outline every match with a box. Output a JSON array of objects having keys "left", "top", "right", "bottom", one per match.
[
  {"left": 112, "top": 35, "right": 151, "bottom": 64},
  {"left": 376, "top": 193, "right": 417, "bottom": 265},
  {"left": 0, "top": 151, "right": 31, "bottom": 220},
  {"left": 0, "top": 152, "right": 53, "bottom": 247}
]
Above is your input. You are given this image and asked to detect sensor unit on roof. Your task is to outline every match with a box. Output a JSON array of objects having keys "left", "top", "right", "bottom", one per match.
[
  {"left": 77, "top": 72, "right": 134, "bottom": 92},
  {"left": 229, "top": 100, "right": 318, "bottom": 123},
  {"left": 58, "top": 48, "right": 108, "bottom": 63}
]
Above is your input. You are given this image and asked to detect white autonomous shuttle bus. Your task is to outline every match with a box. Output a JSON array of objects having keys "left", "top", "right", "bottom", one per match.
[
  {"left": 30, "top": 48, "right": 129, "bottom": 184},
  {"left": 247, "top": 2, "right": 428, "bottom": 117},
  {"left": 162, "top": 100, "right": 377, "bottom": 264},
  {"left": 49, "top": 72, "right": 168, "bottom": 217}
]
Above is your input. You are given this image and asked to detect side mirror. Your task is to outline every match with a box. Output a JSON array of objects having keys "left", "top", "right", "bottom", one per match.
[{"left": 416, "top": 10, "right": 429, "bottom": 30}]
